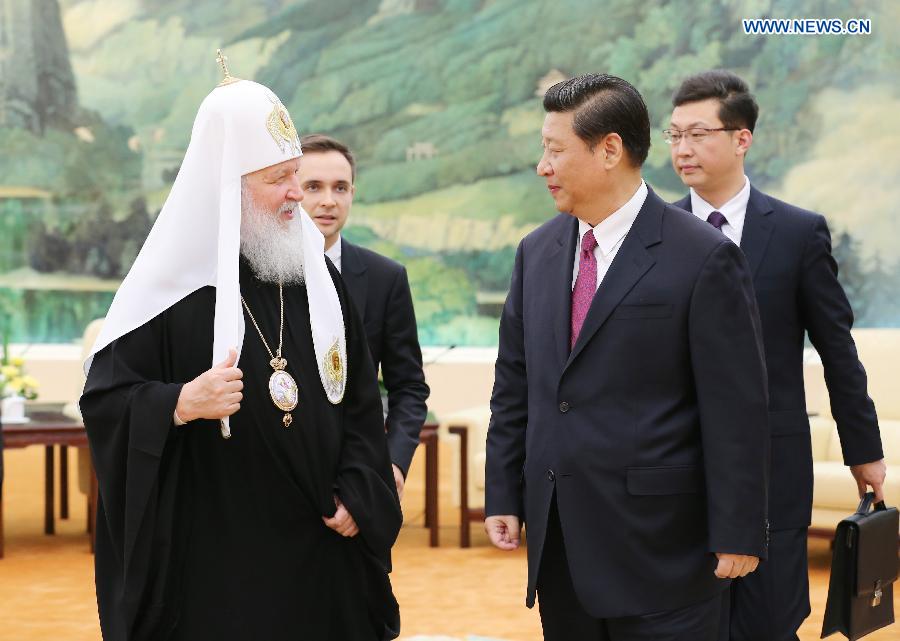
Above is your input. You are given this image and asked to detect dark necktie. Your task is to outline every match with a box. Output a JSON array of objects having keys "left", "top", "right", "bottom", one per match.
[
  {"left": 707, "top": 210, "right": 727, "bottom": 231},
  {"left": 570, "top": 229, "right": 598, "bottom": 350}
]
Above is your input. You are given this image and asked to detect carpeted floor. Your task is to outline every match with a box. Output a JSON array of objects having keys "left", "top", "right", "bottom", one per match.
[{"left": 0, "top": 442, "right": 895, "bottom": 640}]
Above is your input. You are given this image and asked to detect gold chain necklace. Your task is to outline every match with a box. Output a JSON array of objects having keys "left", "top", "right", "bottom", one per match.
[{"left": 241, "top": 282, "right": 298, "bottom": 427}]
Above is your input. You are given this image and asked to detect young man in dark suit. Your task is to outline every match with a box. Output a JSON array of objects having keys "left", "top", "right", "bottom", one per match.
[
  {"left": 668, "top": 69, "right": 886, "bottom": 641},
  {"left": 299, "top": 134, "right": 430, "bottom": 498},
  {"left": 484, "top": 73, "right": 770, "bottom": 641}
]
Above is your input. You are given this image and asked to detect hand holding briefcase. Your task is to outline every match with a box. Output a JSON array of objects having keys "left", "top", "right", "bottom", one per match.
[{"left": 821, "top": 492, "right": 898, "bottom": 640}]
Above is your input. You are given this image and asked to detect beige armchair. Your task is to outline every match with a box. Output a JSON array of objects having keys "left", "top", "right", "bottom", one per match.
[{"left": 808, "top": 328, "right": 900, "bottom": 538}]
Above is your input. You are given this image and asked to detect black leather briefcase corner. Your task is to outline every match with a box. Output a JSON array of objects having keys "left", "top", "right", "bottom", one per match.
[{"left": 822, "top": 492, "right": 898, "bottom": 640}]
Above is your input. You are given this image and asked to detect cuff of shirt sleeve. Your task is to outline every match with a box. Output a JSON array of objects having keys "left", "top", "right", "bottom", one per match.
[{"left": 173, "top": 409, "right": 187, "bottom": 426}]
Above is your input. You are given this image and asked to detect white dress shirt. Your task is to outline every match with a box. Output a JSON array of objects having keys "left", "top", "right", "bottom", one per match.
[
  {"left": 572, "top": 180, "right": 648, "bottom": 291},
  {"left": 689, "top": 176, "right": 750, "bottom": 245},
  {"left": 325, "top": 233, "right": 343, "bottom": 273}
]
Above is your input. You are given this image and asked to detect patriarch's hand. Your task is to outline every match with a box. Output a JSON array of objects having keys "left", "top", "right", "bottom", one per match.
[{"left": 176, "top": 348, "right": 243, "bottom": 422}]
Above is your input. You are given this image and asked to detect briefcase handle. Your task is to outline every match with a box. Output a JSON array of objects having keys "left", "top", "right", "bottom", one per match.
[{"left": 855, "top": 491, "right": 887, "bottom": 515}]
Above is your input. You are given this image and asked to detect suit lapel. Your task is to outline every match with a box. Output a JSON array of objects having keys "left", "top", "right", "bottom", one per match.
[
  {"left": 676, "top": 188, "right": 774, "bottom": 280},
  {"left": 739, "top": 187, "right": 775, "bottom": 279},
  {"left": 339, "top": 238, "right": 368, "bottom": 317},
  {"left": 673, "top": 194, "right": 691, "bottom": 212},
  {"left": 564, "top": 190, "right": 663, "bottom": 371},
  {"left": 550, "top": 217, "right": 579, "bottom": 371}
]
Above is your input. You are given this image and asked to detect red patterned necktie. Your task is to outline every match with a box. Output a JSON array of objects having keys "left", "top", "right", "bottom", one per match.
[{"left": 570, "top": 229, "right": 598, "bottom": 350}]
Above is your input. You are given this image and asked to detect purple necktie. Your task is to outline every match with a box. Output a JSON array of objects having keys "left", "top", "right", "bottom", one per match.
[
  {"left": 571, "top": 229, "right": 598, "bottom": 350},
  {"left": 707, "top": 210, "right": 727, "bottom": 230}
]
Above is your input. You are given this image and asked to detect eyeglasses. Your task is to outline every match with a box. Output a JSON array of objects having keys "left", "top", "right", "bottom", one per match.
[{"left": 662, "top": 127, "right": 738, "bottom": 145}]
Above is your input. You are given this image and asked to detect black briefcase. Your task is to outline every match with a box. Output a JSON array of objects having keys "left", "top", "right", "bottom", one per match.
[{"left": 821, "top": 492, "right": 898, "bottom": 640}]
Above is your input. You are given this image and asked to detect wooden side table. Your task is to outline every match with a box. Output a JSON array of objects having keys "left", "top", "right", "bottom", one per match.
[
  {"left": 0, "top": 407, "right": 96, "bottom": 558},
  {"left": 419, "top": 421, "right": 440, "bottom": 547}
]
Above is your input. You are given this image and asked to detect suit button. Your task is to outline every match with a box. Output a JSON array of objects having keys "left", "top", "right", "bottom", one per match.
[
  {"left": 558, "top": 401, "right": 570, "bottom": 413},
  {"left": 547, "top": 469, "right": 556, "bottom": 482}
]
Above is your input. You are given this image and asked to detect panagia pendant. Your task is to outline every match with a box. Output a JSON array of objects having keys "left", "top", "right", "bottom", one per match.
[{"left": 268, "top": 367, "right": 298, "bottom": 427}]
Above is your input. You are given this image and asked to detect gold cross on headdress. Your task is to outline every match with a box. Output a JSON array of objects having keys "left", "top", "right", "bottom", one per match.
[{"left": 215, "top": 49, "right": 241, "bottom": 87}]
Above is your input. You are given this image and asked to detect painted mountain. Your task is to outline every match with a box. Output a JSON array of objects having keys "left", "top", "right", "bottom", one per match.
[{"left": 1, "top": 0, "right": 898, "bottom": 343}]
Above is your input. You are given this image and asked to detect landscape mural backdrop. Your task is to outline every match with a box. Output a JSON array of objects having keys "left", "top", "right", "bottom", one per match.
[{"left": 1, "top": 0, "right": 898, "bottom": 345}]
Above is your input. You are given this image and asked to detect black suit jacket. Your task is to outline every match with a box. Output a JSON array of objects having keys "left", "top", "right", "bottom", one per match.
[
  {"left": 675, "top": 187, "right": 883, "bottom": 529},
  {"left": 485, "top": 188, "right": 770, "bottom": 618},
  {"left": 339, "top": 238, "right": 430, "bottom": 476}
]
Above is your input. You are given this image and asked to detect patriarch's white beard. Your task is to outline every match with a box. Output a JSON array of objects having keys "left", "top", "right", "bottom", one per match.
[{"left": 239, "top": 190, "right": 305, "bottom": 286}]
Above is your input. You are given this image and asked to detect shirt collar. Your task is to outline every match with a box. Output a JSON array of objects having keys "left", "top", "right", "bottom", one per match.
[
  {"left": 578, "top": 180, "right": 647, "bottom": 256},
  {"left": 324, "top": 233, "right": 342, "bottom": 261},
  {"left": 689, "top": 175, "right": 750, "bottom": 229}
]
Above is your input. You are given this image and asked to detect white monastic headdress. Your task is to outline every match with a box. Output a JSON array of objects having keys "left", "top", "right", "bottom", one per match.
[{"left": 84, "top": 55, "right": 347, "bottom": 437}]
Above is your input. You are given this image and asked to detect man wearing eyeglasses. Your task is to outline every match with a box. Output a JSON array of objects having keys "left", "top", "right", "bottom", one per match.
[{"left": 667, "top": 69, "right": 886, "bottom": 641}]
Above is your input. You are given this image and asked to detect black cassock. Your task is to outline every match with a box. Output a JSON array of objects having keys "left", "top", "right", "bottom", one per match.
[{"left": 81, "top": 258, "right": 402, "bottom": 641}]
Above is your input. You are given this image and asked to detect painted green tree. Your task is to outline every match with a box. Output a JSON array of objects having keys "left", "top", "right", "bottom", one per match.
[{"left": 1, "top": 0, "right": 897, "bottom": 342}]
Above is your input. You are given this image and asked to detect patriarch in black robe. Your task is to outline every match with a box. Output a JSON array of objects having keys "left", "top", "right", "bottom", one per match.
[{"left": 80, "top": 72, "right": 401, "bottom": 641}]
